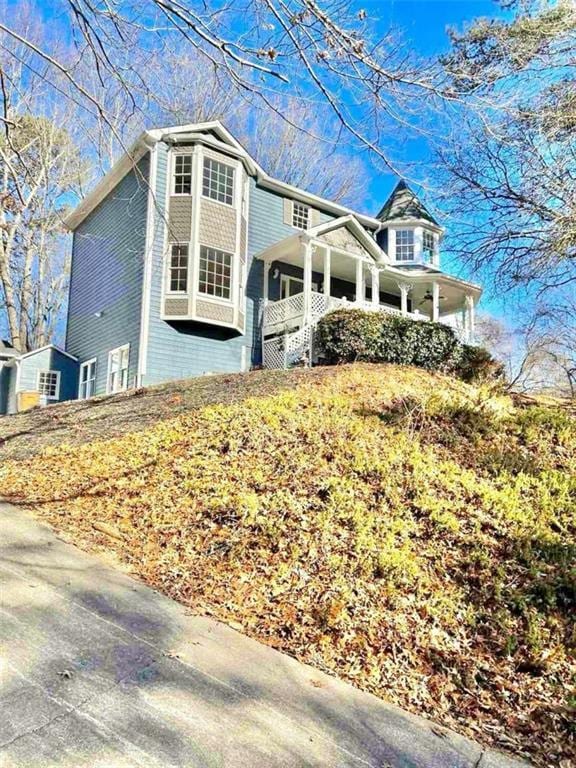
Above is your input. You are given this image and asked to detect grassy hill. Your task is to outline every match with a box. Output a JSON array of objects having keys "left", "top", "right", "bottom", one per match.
[{"left": 0, "top": 364, "right": 574, "bottom": 766}]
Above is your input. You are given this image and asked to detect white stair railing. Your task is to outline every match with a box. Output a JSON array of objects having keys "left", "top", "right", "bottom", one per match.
[{"left": 262, "top": 291, "right": 433, "bottom": 369}]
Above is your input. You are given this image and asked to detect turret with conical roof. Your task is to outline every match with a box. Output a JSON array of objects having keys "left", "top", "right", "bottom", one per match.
[{"left": 376, "top": 180, "right": 442, "bottom": 266}]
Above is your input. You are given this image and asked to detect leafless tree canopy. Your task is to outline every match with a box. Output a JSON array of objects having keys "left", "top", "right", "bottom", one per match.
[
  {"left": 0, "top": 42, "right": 84, "bottom": 351},
  {"left": 437, "top": 0, "right": 576, "bottom": 298},
  {"left": 0, "top": 0, "right": 446, "bottom": 172}
]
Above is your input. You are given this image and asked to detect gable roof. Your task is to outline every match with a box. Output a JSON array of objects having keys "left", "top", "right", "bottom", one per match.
[
  {"left": 307, "top": 216, "right": 387, "bottom": 263},
  {"left": 65, "top": 121, "right": 382, "bottom": 231},
  {"left": 18, "top": 344, "right": 78, "bottom": 362},
  {"left": 377, "top": 180, "right": 439, "bottom": 226},
  {"left": 255, "top": 215, "right": 387, "bottom": 265}
]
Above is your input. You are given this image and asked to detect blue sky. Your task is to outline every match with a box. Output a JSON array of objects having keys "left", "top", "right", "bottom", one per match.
[{"left": 28, "top": 0, "right": 509, "bottom": 322}]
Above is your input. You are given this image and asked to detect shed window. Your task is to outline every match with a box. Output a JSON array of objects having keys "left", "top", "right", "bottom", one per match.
[
  {"left": 79, "top": 359, "right": 96, "bottom": 399},
  {"left": 107, "top": 344, "right": 129, "bottom": 394},
  {"left": 173, "top": 155, "right": 192, "bottom": 195},
  {"left": 202, "top": 158, "right": 234, "bottom": 205},
  {"left": 396, "top": 230, "right": 415, "bottom": 261},
  {"left": 37, "top": 370, "right": 60, "bottom": 399},
  {"left": 423, "top": 230, "right": 435, "bottom": 262},
  {"left": 292, "top": 202, "right": 310, "bottom": 229},
  {"left": 198, "top": 246, "right": 232, "bottom": 300},
  {"left": 169, "top": 244, "right": 189, "bottom": 292}
]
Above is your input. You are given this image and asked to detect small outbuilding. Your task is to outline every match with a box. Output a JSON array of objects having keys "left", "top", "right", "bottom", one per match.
[{"left": 0, "top": 344, "right": 79, "bottom": 416}]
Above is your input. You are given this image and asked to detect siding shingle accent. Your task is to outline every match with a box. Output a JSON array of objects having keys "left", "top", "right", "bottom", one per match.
[
  {"left": 198, "top": 198, "right": 236, "bottom": 252},
  {"left": 168, "top": 197, "right": 193, "bottom": 241},
  {"left": 196, "top": 300, "right": 235, "bottom": 324}
]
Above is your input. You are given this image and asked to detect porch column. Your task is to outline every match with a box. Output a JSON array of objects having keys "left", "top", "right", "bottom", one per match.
[
  {"left": 397, "top": 281, "right": 411, "bottom": 317},
  {"left": 371, "top": 266, "right": 379, "bottom": 308},
  {"left": 323, "top": 246, "right": 331, "bottom": 297},
  {"left": 262, "top": 260, "right": 271, "bottom": 306},
  {"left": 302, "top": 237, "right": 313, "bottom": 324},
  {"left": 432, "top": 281, "right": 440, "bottom": 322},
  {"left": 355, "top": 259, "right": 364, "bottom": 305},
  {"left": 465, "top": 294, "right": 475, "bottom": 343}
]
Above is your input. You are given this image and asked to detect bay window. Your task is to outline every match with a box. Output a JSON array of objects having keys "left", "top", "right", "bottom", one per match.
[
  {"left": 202, "top": 158, "right": 234, "bottom": 205},
  {"left": 169, "top": 244, "right": 189, "bottom": 293},
  {"left": 423, "top": 230, "right": 435, "bottom": 262},
  {"left": 173, "top": 155, "right": 192, "bottom": 195},
  {"left": 198, "top": 246, "right": 232, "bottom": 300},
  {"left": 396, "top": 230, "right": 415, "bottom": 261}
]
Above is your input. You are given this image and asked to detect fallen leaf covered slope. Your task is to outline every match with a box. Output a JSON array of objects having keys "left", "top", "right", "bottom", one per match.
[{"left": 0, "top": 364, "right": 574, "bottom": 767}]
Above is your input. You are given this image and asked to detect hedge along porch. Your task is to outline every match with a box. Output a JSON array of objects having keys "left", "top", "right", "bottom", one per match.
[{"left": 257, "top": 217, "right": 481, "bottom": 369}]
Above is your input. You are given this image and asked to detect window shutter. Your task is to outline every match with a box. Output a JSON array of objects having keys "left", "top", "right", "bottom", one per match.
[
  {"left": 283, "top": 198, "right": 293, "bottom": 225},
  {"left": 310, "top": 208, "right": 321, "bottom": 227}
]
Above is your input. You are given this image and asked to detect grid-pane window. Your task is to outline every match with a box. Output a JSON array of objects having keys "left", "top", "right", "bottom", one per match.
[
  {"left": 169, "top": 244, "right": 189, "bottom": 292},
  {"left": 38, "top": 371, "right": 59, "bottom": 399},
  {"left": 396, "top": 229, "right": 415, "bottom": 261},
  {"left": 292, "top": 202, "right": 310, "bottom": 229},
  {"left": 423, "top": 230, "right": 435, "bottom": 262},
  {"left": 174, "top": 155, "right": 192, "bottom": 194},
  {"left": 108, "top": 345, "right": 129, "bottom": 394},
  {"left": 79, "top": 360, "right": 96, "bottom": 399},
  {"left": 202, "top": 158, "right": 234, "bottom": 205},
  {"left": 198, "top": 246, "right": 232, "bottom": 299}
]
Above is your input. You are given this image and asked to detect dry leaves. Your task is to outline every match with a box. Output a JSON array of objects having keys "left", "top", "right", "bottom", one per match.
[{"left": 0, "top": 364, "right": 574, "bottom": 767}]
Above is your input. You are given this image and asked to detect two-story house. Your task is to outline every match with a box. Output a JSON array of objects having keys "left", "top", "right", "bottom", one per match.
[{"left": 0, "top": 121, "right": 481, "bottom": 413}]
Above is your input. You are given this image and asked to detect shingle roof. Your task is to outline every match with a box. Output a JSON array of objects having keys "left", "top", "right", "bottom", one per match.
[{"left": 376, "top": 180, "right": 438, "bottom": 226}]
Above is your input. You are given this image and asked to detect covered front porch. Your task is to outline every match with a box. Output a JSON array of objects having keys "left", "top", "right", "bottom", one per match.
[{"left": 257, "top": 219, "right": 480, "bottom": 349}]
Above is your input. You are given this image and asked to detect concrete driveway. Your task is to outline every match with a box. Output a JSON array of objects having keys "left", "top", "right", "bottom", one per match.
[{"left": 0, "top": 503, "right": 529, "bottom": 768}]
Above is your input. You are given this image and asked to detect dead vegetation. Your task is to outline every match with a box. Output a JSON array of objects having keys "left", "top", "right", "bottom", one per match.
[{"left": 0, "top": 364, "right": 574, "bottom": 767}]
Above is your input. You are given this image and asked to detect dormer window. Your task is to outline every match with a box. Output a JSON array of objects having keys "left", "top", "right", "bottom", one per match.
[
  {"left": 292, "top": 202, "right": 310, "bottom": 229},
  {"left": 396, "top": 229, "right": 414, "bottom": 261},
  {"left": 423, "top": 230, "right": 435, "bottom": 262}
]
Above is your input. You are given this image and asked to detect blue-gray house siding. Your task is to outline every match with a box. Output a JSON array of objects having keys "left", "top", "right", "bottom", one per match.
[
  {"left": 66, "top": 155, "right": 149, "bottom": 395},
  {"left": 141, "top": 148, "right": 337, "bottom": 384},
  {"left": 246, "top": 180, "right": 336, "bottom": 366}
]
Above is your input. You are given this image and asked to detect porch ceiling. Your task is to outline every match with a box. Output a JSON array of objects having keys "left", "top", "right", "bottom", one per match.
[
  {"left": 379, "top": 272, "right": 476, "bottom": 314},
  {"left": 259, "top": 235, "right": 372, "bottom": 284}
]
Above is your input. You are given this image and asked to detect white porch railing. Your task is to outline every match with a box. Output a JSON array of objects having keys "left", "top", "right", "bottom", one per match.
[
  {"left": 262, "top": 291, "right": 435, "bottom": 369},
  {"left": 262, "top": 291, "right": 427, "bottom": 337}
]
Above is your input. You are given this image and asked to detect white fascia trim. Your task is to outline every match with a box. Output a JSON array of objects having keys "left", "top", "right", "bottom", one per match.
[
  {"left": 380, "top": 264, "right": 483, "bottom": 295},
  {"left": 18, "top": 344, "right": 78, "bottom": 362},
  {"left": 307, "top": 215, "right": 388, "bottom": 263},
  {"left": 65, "top": 134, "right": 153, "bottom": 230},
  {"left": 67, "top": 120, "right": 383, "bottom": 232},
  {"left": 137, "top": 143, "right": 158, "bottom": 385},
  {"left": 385, "top": 219, "right": 445, "bottom": 235}
]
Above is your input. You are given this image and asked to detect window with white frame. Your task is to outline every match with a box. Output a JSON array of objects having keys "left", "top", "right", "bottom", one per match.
[
  {"left": 107, "top": 345, "right": 129, "bottom": 394},
  {"left": 280, "top": 275, "right": 318, "bottom": 299},
  {"left": 396, "top": 229, "right": 415, "bottom": 261},
  {"left": 423, "top": 230, "right": 435, "bottom": 262},
  {"left": 199, "top": 246, "right": 232, "bottom": 299},
  {"left": 173, "top": 154, "right": 192, "bottom": 195},
  {"left": 292, "top": 202, "right": 310, "bottom": 229},
  {"left": 169, "top": 244, "right": 189, "bottom": 292},
  {"left": 79, "top": 359, "right": 96, "bottom": 400},
  {"left": 37, "top": 370, "right": 60, "bottom": 399},
  {"left": 202, "top": 157, "right": 234, "bottom": 205}
]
